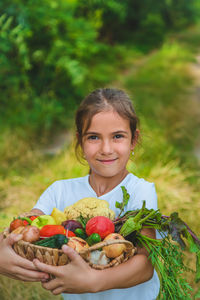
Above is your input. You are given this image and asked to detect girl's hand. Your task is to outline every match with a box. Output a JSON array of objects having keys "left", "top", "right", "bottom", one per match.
[
  {"left": 0, "top": 232, "right": 49, "bottom": 282},
  {"left": 33, "top": 245, "right": 98, "bottom": 295}
]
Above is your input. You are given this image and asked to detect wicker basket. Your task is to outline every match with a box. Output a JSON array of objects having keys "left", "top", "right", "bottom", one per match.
[
  {"left": 4, "top": 229, "right": 136, "bottom": 269},
  {"left": 5, "top": 212, "right": 136, "bottom": 269}
]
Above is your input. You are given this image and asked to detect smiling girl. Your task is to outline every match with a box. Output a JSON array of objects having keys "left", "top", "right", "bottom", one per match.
[{"left": 0, "top": 88, "right": 160, "bottom": 299}]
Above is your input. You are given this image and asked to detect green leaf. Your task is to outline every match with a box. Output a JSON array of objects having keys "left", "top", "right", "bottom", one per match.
[
  {"left": 168, "top": 212, "right": 187, "bottom": 249},
  {"left": 115, "top": 201, "right": 122, "bottom": 209},
  {"left": 115, "top": 186, "right": 130, "bottom": 217},
  {"left": 196, "top": 250, "right": 200, "bottom": 283},
  {"left": 121, "top": 186, "right": 130, "bottom": 206}
]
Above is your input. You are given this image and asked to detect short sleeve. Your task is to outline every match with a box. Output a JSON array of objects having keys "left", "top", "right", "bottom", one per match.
[
  {"left": 33, "top": 182, "right": 58, "bottom": 215},
  {"left": 130, "top": 182, "right": 158, "bottom": 211}
]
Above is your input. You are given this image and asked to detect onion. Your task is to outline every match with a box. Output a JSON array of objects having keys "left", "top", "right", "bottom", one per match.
[
  {"left": 22, "top": 226, "right": 40, "bottom": 242},
  {"left": 61, "top": 220, "right": 83, "bottom": 232}
]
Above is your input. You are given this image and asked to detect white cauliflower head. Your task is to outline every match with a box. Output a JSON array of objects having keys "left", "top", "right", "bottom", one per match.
[{"left": 64, "top": 197, "right": 115, "bottom": 220}]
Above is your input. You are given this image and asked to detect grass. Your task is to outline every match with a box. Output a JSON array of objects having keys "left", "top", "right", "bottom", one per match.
[
  {"left": 0, "top": 276, "right": 63, "bottom": 300},
  {"left": 1, "top": 25, "right": 200, "bottom": 299}
]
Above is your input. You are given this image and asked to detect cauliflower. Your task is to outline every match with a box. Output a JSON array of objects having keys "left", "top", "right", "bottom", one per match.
[{"left": 64, "top": 197, "right": 115, "bottom": 220}]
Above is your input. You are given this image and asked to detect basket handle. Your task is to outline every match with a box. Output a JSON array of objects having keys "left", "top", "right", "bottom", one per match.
[{"left": 79, "top": 239, "right": 134, "bottom": 259}]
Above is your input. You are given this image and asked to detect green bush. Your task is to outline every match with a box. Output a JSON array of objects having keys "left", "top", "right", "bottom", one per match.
[{"left": 0, "top": 1, "right": 119, "bottom": 138}]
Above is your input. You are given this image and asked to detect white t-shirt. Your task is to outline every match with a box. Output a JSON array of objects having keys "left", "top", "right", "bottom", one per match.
[{"left": 34, "top": 173, "right": 160, "bottom": 300}]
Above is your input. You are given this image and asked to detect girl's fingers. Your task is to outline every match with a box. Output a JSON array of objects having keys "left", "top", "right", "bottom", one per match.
[
  {"left": 62, "top": 245, "right": 84, "bottom": 264},
  {"left": 6, "top": 233, "right": 23, "bottom": 245},
  {"left": 14, "top": 266, "right": 49, "bottom": 282},
  {"left": 12, "top": 252, "right": 47, "bottom": 272},
  {"left": 52, "top": 287, "right": 65, "bottom": 295},
  {"left": 42, "top": 278, "right": 60, "bottom": 290},
  {"left": 33, "top": 259, "right": 58, "bottom": 276}
]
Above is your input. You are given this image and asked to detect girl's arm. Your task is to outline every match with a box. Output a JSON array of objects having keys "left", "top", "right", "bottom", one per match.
[
  {"left": 33, "top": 228, "right": 155, "bottom": 295},
  {"left": 20, "top": 208, "right": 44, "bottom": 216}
]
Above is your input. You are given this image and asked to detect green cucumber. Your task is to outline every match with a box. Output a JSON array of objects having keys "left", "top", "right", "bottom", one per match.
[
  {"left": 34, "top": 234, "right": 68, "bottom": 249},
  {"left": 86, "top": 233, "right": 101, "bottom": 246}
]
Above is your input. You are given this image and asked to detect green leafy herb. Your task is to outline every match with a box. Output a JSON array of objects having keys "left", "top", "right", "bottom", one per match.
[
  {"left": 76, "top": 215, "right": 87, "bottom": 229},
  {"left": 115, "top": 186, "right": 130, "bottom": 217},
  {"left": 114, "top": 200, "right": 200, "bottom": 299}
]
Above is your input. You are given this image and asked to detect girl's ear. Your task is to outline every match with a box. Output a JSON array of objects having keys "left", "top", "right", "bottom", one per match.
[{"left": 131, "top": 129, "right": 140, "bottom": 150}]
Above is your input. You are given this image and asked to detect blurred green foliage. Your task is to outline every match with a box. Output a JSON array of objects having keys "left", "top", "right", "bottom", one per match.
[
  {"left": 125, "top": 42, "right": 200, "bottom": 166},
  {"left": 0, "top": 0, "right": 200, "bottom": 139}
]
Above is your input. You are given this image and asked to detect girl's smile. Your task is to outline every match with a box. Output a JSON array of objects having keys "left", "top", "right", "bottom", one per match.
[
  {"left": 82, "top": 109, "right": 137, "bottom": 191},
  {"left": 97, "top": 158, "right": 118, "bottom": 165}
]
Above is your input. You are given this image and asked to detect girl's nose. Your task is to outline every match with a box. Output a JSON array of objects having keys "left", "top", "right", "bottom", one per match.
[{"left": 101, "top": 140, "right": 113, "bottom": 154}]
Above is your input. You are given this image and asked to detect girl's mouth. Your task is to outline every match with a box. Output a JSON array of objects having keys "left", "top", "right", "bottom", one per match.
[{"left": 97, "top": 158, "right": 118, "bottom": 165}]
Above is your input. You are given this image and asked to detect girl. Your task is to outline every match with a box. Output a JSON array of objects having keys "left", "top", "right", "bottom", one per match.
[{"left": 0, "top": 88, "right": 160, "bottom": 299}]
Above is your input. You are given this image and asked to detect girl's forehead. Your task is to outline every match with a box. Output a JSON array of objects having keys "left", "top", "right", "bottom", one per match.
[{"left": 86, "top": 110, "right": 130, "bottom": 131}]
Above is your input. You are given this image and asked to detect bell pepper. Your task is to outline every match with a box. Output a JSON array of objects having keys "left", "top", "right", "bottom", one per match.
[
  {"left": 51, "top": 207, "right": 66, "bottom": 225},
  {"left": 39, "top": 225, "right": 76, "bottom": 238},
  {"left": 40, "top": 225, "right": 66, "bottom": 237},
  {"left": 66, "top": 230, "right": 76, "bottom": 237},
  {"left": 31, "top": 215, "right": 56, "bottom": 229},
  {"left": 22, "top": 216, "right": 38, "bottom": 226}
]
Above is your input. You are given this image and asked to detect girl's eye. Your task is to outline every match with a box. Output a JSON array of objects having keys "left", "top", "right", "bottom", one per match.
[
  {"left": 88, "top": 135, "right": 99, "bottom": 140},
  {"left": 114, "top": 134, "right": 124, "bottom": 139}
]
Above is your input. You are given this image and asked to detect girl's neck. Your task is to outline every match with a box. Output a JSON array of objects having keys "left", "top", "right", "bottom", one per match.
[{"left": 89, "top": 169, "right": 129, "bottom": 197}]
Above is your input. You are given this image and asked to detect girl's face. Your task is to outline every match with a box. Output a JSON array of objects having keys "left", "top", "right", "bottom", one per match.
[{"left": 81, "top": 110, "right": 136, "bottom": 179}]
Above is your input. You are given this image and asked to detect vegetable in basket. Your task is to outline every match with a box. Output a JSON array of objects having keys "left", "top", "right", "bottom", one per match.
[
  {"left": 61, "top": 220, "right": 83, "bottom": 232},
  {"left": 103, "top": 233, "right": 126, "bottom": 258},
  {"left": 86, "top": 216, "right": 115, "bottom": 239},
  {"left": 31, "top": 215, "right": 56, "bottom": 229},
  {"left": 64, "top": 197, "right": 115, "bottom": 220},
  {"left": 34, "top": 234, "right": 69, "bottom": 249},
  {"left": 39, "top": 225, "right": 66, "bottom": 237}
]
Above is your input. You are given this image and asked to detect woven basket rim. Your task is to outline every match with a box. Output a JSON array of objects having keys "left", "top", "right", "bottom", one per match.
[
  {"left": 4, "top": 229, "right": 135, "bottom": 254},
  {"left": 3, "top": 228, "right": 136, "bottom": 259}
]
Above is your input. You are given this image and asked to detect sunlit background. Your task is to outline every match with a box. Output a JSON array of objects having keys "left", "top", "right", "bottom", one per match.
[{"left": 0, "top": 1, "right": 200, "bottom": 299}]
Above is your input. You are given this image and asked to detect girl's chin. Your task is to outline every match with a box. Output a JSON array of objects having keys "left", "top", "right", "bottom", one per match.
[{"left": 90, "top": 168, "right": 127, "bottom": 179}]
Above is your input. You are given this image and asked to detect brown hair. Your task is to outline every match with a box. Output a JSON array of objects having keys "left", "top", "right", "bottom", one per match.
[{"left": 75, "top": 88, "right": 139, "bottom": 161}]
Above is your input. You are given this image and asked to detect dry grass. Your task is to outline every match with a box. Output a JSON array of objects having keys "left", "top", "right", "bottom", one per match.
[{"left": 0, "top": 276, "right": 62, "bottom": 300}]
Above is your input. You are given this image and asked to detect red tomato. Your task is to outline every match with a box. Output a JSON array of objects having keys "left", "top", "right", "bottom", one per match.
[
  {"left": 10, "top": 219, "right": 24, "bottom": 232},
  {"left": 40, "top": 225, "right": 66, "bottom": 237},
  {"left": 86, "top": 216, "right": 115, "bottom": 239},
  {"left": 65, "top": 230, "right": 76, "bottom": 237}
]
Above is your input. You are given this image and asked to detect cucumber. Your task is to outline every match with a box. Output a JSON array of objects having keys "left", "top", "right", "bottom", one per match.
[
  {"left": 34, "top": 234, "right": 68, "bottom": 249},
  {"left": 86, "top": 233, "right": 101, "bottom": 246}
]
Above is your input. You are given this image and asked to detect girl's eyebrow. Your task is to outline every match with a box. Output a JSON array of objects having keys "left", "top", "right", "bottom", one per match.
[
  {"left": 83, "top": 131, "right": 99, "bottom": 136},
  {"left": 84, "top": 130, "right": 128, "bottom": 136},
  {"left": 113, "top": 130, "right": 128, "bottom": 135}
]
